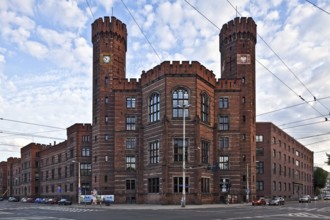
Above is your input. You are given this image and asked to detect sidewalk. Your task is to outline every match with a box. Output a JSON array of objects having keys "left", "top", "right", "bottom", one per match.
[{"left": 75, "top": 202, "right": 249, "bottom": 210}]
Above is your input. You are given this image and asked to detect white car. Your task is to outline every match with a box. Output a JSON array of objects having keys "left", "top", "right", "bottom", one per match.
[{"left": 324, "top": 195, "right": 330, "bottom": 200}]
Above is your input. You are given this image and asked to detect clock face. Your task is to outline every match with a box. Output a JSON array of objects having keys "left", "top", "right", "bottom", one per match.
[{"left": 103, "top": 55, "right": 110, "bottom": 63}]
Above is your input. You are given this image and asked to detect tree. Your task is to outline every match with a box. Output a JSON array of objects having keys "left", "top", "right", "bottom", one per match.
[
  {"left": 314, "top": 167, "right": 328, "bottom": 195},
  {"left": 326, "top": 153, "right": 330, "bottom": 165}
]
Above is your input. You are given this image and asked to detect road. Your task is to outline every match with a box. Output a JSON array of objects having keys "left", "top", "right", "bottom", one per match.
[{"left": 1, "top": 200, "right": 330, "bottom": 220}]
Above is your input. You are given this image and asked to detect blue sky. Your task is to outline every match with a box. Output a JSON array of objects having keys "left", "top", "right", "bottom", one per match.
[{"left": 1, "top": 0, "right": 330, "bottom": 171}]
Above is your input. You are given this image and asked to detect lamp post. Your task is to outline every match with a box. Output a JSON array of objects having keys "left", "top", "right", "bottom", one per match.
[
  {"left": 72, "top": 160, "right": 81, "bottom": 204},
  {"left": 180, "top": 103, "right": 190, "bottom": 208}
]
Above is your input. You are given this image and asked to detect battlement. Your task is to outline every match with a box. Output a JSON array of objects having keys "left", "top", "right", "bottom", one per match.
[
  {"left": 215, "top": 79, "right": 241, "bottom": 90},
  {"left": 141, "top": 61, "right": 216, "bottom": 86},
  {"left": 67, "top": 123, "right": 92, "bottom": 135},
  {"left": 92, "top": 16, "right": 127, "bottom": 42},
  {"left": 112, "top": 78, "right": 140, "bottom": 91},
  {"left": 220, "top": 17, "right": 257, "bottom": 42}
]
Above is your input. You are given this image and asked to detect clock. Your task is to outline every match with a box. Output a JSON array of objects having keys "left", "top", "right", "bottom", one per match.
[{"left": 102, "top": 55, "right": 111, "bottom": 63}]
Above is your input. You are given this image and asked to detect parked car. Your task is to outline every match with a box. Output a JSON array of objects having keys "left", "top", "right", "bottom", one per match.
[
  {"left": 252, "top": 198, "right": 267, "bottom": 206},
  {"left": 34, "top": 197, "right": 46, "bottom": 204},
  {"left": 8, "top": 197, "right": 19, "bottom": 202},
  {"left": 58, "top": 198, "right": 72, "bottom": 205},
  {"left": 299, "top": 195, "right": 311, "bottom": 203},
  {"left": 311, "top": 196, "right": 318, "bottom": 201},
  {"left": 46, "top": 198, "right": 58, "bottom": 204},
  {"left": 0, "top": 197, "right": 4, "bottom": 201},
  {"left": 26, "top": 197, "right": 35, "bottom": 203},
  {"left": 269, "top": 196, "right": 285, "bottom": 205},
  {"left": 324, "top": 195, "right": 330, "bottom": 200},
  {"left": 20, "top": 197, "right": 27, "bottom": 203}
]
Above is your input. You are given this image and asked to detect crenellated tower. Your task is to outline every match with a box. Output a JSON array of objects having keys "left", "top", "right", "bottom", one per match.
[
  {"left": 219, "top": 17, "right": 257, "bottom": 201},
  {"left": 91, "top": 16, "right": 127, "bottom": 194}
]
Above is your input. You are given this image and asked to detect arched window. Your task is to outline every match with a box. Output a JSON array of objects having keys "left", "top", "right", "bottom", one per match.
[
  {"left": 172, "top": 88, "right": 189, "bottom": 118},
  {"left": 201, "top": 92, "right": 210, "bottom": 123},
  {"left": 149, "top": 93, "right": 160, "bottom": 122}
]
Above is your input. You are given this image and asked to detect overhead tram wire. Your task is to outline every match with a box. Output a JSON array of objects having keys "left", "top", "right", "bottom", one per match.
[
  {"left": 305, "top": 0, "right": 330, "bottom": 15},
  {"left": 184, "top": 0, "right": 328, "bottom": 119},
  {"left": 281, "top": 120, "right": 327, "bottom": 130},
  {"left": 0, "top": 130, "right": 66, "bottom": 141},
  {"left": 225, "top": 0, "right": 330, "bottom": 117},
  {"left": 0, "top": 117, "right": 66, "bottom": 130},
  {"left": 85, "top": 0, "right": 95, "bottom": 20},
  {"left": 120, "top": 0, "right": 162, "bottom": 63}
]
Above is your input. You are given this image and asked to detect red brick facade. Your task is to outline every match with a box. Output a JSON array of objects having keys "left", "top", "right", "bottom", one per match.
[
  {"left": 0, "top": 161, "right": 7, "bottom": 197},
  {"left": 91, "top": 16, "right": 257, "bottom": 204},
  {"left": 256, "top": 122, "right": 314, "bottom": 199}
]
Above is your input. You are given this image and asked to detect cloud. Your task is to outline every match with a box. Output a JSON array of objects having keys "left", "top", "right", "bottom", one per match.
[{"left": 37, "top": 0, "right": 88, "bottom": 30}]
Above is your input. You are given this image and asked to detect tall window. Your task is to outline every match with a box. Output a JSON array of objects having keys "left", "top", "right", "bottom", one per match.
[
  {"left": 82, "top": 147, "right": 91, "bottom": 157},
  {"left": 126, "top": 179, "right": 136, "bottom": 190},
  {"left": 126, "top": 97, "right": 136, "bottom": 108},
  {"left": 149, "top": 93, "right": 160, "bottom": 122},
  {"left": 256, "top": 135, "right": 263, "bottom": 142},
  {"left": 256, "top": 161, "right": 264, "bottom": 174},
  {"left": 174, "top": 138, "right": 188, "bottom": 162},
  {"left": 219, "top": 97, "right": 228, "bottom": 108},
  {"left": 149, "top": 141, "right": 159, "bottom": 164},
  {"left": 126, "top": 138, "right": 136, "bottom": 149},
  {"left": 256, "top": 181, "right": 264, "bottom": 191},
  {"left": 148, "top": 178, "right": 160, "bottom": 193},
  {"left": 201, "top": 141, "right": 210, "bottom": 164},
  {"left": 173, "top": 177, "right": 189, "bottom": 193},
  {"left": 201, "top": 93, "right": 210, "bottom": 123},
  {"left": 201, "top": 178, "right": 210, "bottom": 193},
  {"left": 126, "top": 116, "right": 136, "bottom": 130},
  {"left": 219, "top": 156, "right": 229, "bottom": 170},
  {"left": 219, "top": 137, "right": 229, "bottom": 148},
  {"left": 219, "top": 116, "right": 229, "bottom": 130},
  {"left": 80, "top": 163, "right": 92, "bottom": 176},
  {"left": 126, "top": 156, "right": 136, "bottom": 171},
  {"left": 256, "top": 147, "right": 264, "bottom": 156},
  {"left": 172, "top": 88, "right": 189, "bottom": 118},
  {"left": 273, "top": 163, "right": 276, "bottom": 174}
]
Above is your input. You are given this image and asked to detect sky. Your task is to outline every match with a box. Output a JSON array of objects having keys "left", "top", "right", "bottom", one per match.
[{"left": 0, "top": 0, "right": 330, "bottom": 171}]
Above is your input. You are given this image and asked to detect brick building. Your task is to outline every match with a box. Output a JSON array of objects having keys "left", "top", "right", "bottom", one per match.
[
  {"left": 256, "top": 122, "right": 314, "bottom": 199},
  {"left": 6, "top": 157, "right": 21, "bottom": 197},
  {"left": 91, "top": 16, "right": 257, "bottom": 204},
  {"left": 0, "top": 161, "right": 7, "bottom": 197}
]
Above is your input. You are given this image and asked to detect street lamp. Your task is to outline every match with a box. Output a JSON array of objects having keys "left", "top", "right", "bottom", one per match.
[
  {"left": 179, "top": 103, "right": 190, "bottom": 208},
  {"left": 72, "top": 160, "right": 81, "bottom": 205}
]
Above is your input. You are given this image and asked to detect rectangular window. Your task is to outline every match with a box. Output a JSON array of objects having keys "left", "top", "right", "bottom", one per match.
[
  {"left": 273, "top": 181, "right": 276, "bottom": 191},
  {"left": 256, "top": 161, "right": 264, "bottom": 174},
  {"left": 126, "top": 116, "right": 136, "bottom": 130},
  {"left": 126, "top": 97, "right": 136, "bottom": 108},
  {"left": 126, "top": 156, "right": 136, "bottom": 171},
  {"left": 173, "top": 177, "right": 189, "bottom": 193},
  {"left": 58, "top": 167, "right": 62, "bottom": 179},
  {"left": 148, "top": 178, "right": 160, "bottom": 193},
  {"left": 82, "top": 147, "right": 91, "bottom": 157},
  {"left": 126, "top": 179, "right": 136, "bottom": 190},
  {"left": 69, "top": 164, "right": 74, "bottom": 177},
  {"left": 256, "top": 135, "right": 263, "bottom": 142},
  {"left": 201, "top": 178, "right": 210, "bottom": 193},
  {"left": 219, "top": 156, "right": 229, "bottom": 170},
  {"left": 273, "top": 163, "right": 276, "bottom": 174},
  {"left": 219, "top": 97, "right": 228, "bottom": 108},
  {"left": 201, "top": 141, "right": 210, "bottom": 164},
  {"left": 219, "top": 116, "right": 229, "bottom": 130},
  {"left": 256, "top": 181, "right": 264, "bottom": 191},
  {"left": 126, "top": 138, "right": 136, "bottom": 149},
  {"left": 80, "top": 163, "right": 92, "bottom": 176},
  {"left": 219, "top": 137, "right": 229, "bottom": 148},
  {"left": 82, "top": 135, "right": 90, "bottom": 142},
  {"left": 256, "top": 147, "right": 264, "bottom": 156},
  {"left": 149, "top": 141, "right": 159, "bottom": 164},
  {"left": 174, "top": 138, "right": 188, "bottom": 162}
]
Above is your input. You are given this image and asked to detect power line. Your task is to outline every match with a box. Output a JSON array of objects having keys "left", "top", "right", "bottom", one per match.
[
  {"left": 225, "top": 0, "right": 330, "bottom": 116},
  {"left": 305, "top": 0, "right": 330, "bottom": 15},
  {"left": 0, "top": 130, "right": 66, "bottom": 141},
  {"left": 120, "top": 0, "right": 162, "bottom": 63},
  {"left": 184, "top": 0, "right": 220, "bottom": 31},
  {"left": 85, "top": 0, "right": 95, "bottom": 20},
  {"left": 0, "top": 117, "right": 65, "bottom": 130}
]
